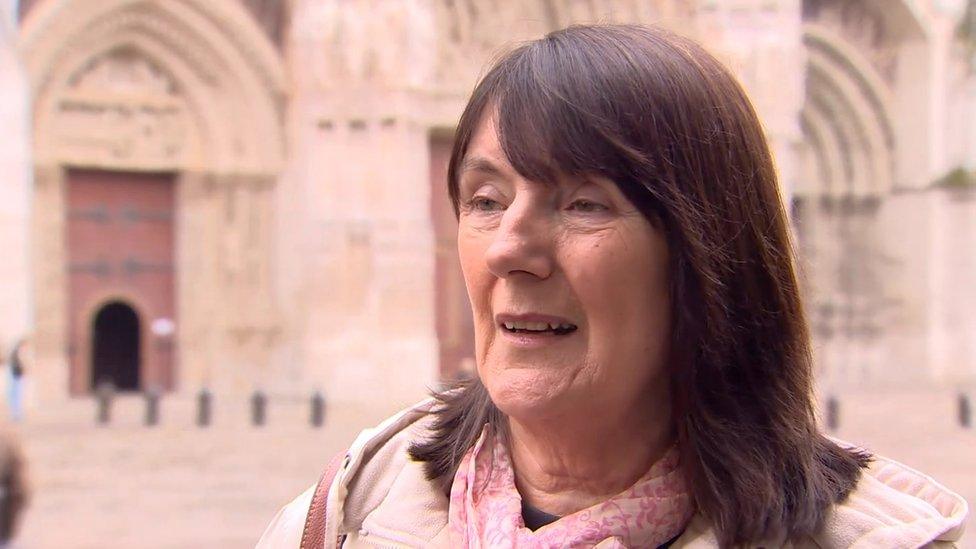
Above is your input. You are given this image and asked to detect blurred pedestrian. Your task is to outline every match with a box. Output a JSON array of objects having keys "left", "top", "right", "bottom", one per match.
[
  {"left": 5, "top": 342, "right": 25, "bottom": 423},
  {"left": 0, "top": 427, "right": 27, "bottom": 548}
]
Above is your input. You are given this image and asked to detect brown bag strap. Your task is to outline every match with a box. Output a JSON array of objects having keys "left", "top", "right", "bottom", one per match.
[{"left": 300, "top": 450, "right": 347, "bottom": 549}]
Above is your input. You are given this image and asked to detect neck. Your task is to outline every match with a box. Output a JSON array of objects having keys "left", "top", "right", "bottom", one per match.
[{"left": 506, "top": 393, "right": 674, "bottom": 517}]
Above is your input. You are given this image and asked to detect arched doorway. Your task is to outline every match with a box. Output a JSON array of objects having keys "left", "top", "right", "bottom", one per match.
[
  {"left": 19, "top": 0, "right": 285, "bottom": 398},
  {"left": 91, "top": 301, "right": 141, "bottom": 391}
]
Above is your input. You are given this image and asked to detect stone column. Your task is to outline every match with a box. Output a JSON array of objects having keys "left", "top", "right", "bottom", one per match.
[
  {"left": 31, "top": 163, "right": 67, "bottom": 404},
  {"left": 184, "top": 171, "right": 280, "bottom": 397},
  {"left": 220, "top": 172, "right": 279, "bottom": 394},
  {"left": 294, "top": 109, "right": 438, "bottom": 408},
  {"left": 176, "top": 170, "right": 220, "bottom": 393},
  {"left": 928, "top": 186, "right": 976, "bottom": 386},
  {"left": 805, "top": 197, "right": 841, "bottom": 390},
  {"left": 284, "top": 0, "right": 441, "bottom": 407},
  {"left": 875, "top": 189, "right": 933, "bottom": 387},
  {"left": 0, "top": 5, "right": 33, "bottom": 392}
]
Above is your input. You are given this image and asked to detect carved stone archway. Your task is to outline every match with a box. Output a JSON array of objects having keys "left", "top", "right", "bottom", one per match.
[
  {"left": 800, "top": 25, "right": 897, "bottom": 198},
  {"left": 797, "top": 0, "right": 932, "bottom": 389},
  {"left": 801, "top": 0, "right": 932, "bottom": 193},
  {"left": 19, "top": 0, "right": 285, "bottom": 399}
]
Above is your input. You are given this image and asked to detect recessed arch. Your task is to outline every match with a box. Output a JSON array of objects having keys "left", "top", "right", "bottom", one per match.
[
  {"left": 807, "top": 73, "right": 872, "bottom": 196},
  {"left": 801, "top": 97, "right": 847, "bottom": 196},
  {"left": 799, "top": 24, "right": 897, "bottom": 198},
  {"left": 796, "top": 2, "right": 922, "bottom": 389},
  {"left": 803, "top": 25, "right": 896, "bottom": 146},
  {"left": 801, "top": 0, "right": 936, "bottom": 191},
  {"left": 90, "top": 299, "right": 142, "bottom": 391},
  {"left": 19, "top": 0, "right": 285, "bottom": 173}
]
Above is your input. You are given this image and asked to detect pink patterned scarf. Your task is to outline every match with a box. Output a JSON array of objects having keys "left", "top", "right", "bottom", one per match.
[{"left": 448, "top": 425, "right": 695, "bottom": 548}]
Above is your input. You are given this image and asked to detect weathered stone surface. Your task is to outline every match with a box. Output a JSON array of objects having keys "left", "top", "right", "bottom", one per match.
[
  {"left": 0, "top": 0, "right": 972, "bottom": 409},
  {"left": 0, "top": 1, "right": 972, "bottom": 547}
]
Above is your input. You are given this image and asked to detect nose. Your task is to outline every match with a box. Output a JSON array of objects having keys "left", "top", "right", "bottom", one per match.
[{"left": 484, "top": 197, "right": 554, "bottom": 280}]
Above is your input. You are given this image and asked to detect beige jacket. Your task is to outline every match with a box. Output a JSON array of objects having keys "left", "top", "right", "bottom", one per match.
[{"left": 257, "top": 399, "right": 969, "bottom": 548}]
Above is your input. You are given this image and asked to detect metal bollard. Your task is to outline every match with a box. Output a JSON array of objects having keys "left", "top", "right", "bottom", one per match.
[
  {"left": 144, "top": 388, "right": 160, "bottom": 427},
  {"left": 310, "top": 391, "right": 325, "bottom": 428},
  {"left": 826, "top": 395, "right": 839, "bottom": 431},
  {"left": 251, "top": 390, "right": 266, "bottom": 427},
  {"left": 95, "top": 382, "right": 115, "bottom": 425},
  {"left": 959, "top": 393, "right": 972, "bottom": 429},
  {"left": 197, "top": 388, "right": 212, "bottom": 427}
]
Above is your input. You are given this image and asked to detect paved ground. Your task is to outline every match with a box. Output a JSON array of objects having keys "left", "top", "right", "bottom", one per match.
[
  {"left": 8, "top": 390, "right": 976, "bottom": 548},
  {"left": 14, "top": 394, "right": 407, "bottom": 549}
]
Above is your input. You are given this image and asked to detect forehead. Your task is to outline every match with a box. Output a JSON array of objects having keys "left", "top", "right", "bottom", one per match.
[
  {"left": 460, "top": 113, "right": 595, "bottom": 195},
  {"left": 459, "top": 113, "right": 527, "bottom": 183},
  {"left": 465, "top": 114, "right": 505, "bottom": 164},
  {"left": 459, "top": 102, "right": 603, "bottom": 187}
]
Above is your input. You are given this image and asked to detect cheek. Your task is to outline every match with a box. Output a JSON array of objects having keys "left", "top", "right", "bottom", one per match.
[
  {"left": 574, "top": 233, "right": 671, "bottom": 362},
  {"left": 457, "top": 230, "right": 494, "bottom": 325}
]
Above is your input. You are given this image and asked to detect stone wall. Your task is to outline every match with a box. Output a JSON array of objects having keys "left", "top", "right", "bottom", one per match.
[
  {"left": 0, "top": 1, "right": 33, "bottom": 375},
  {"left": 5, "top": 0, "right": 974, "bottom": 407}
]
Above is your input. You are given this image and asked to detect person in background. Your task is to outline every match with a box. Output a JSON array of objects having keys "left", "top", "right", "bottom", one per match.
[
  {"left": 5, "top": 341, "right": 24, "bottom": 424},
  {"left": 0, "top": 426, "right": 27, "bottom": 548},
  {"left": 259, "top": 24, "right": 968, "bottom": 548}
]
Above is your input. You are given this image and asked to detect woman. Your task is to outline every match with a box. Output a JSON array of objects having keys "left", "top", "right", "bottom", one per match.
[
  {"left": 5, "top": 340, "right": 25, "bottom": 423},
  {"left": 259, "top": 25, "right": 968, "bottom": 548}
]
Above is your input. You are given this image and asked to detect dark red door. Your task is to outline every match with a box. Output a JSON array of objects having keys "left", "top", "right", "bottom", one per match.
[
  {"left": 430, "top": 135, "right": 476, "bottom": 380},
  {"left": 66, "top": 169, "right": 176, "bottom": 395}
]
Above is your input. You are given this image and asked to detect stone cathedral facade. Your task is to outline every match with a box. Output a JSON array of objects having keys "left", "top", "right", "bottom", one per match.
[{"left": 0, "top": 0, "right": 973, "bottom": 408}]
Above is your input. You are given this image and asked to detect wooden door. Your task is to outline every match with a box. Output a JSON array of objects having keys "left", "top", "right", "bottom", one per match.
[
  {"left": 66, "top": 169, "right": 176, "bottom": 395},
  {"left": 430, "top": 134, "right": 476, "bottom": 381}
]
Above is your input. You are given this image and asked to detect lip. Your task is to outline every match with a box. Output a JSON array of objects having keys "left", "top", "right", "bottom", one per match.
[
  {"left": 495, "top": 313, "right": 579, "bottom": 349},
  {"left": 495, "top": 313, "right": 576, "bottom": 327}
]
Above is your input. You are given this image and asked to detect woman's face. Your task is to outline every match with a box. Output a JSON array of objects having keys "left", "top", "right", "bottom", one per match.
[{"left": 457, "top": 115, "right": 673, "bottom": 422}]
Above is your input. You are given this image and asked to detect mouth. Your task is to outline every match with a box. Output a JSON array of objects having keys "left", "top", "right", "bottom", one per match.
[{"left": 496, "top": 315, "right": 579, "bottom": 336}]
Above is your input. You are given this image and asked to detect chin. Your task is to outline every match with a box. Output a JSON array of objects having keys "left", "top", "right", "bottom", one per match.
[{"left": 482, "top": 367, "right": 571, "bottom": 421}]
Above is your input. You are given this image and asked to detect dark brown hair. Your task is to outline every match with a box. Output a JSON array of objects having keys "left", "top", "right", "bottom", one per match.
[{"left": 410, "top": 24, "right": 870, "bottom": 546}]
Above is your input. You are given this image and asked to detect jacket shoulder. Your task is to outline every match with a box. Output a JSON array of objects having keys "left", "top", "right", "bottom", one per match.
[
  {"left": 338, "top": 399, "right": 448, "bottom": 545},
  {"left": 671, "top": 450, "right": 968, "bottom": 549},
  {"left": 812, "top": 452, "right": 968, "bottom": 548},
  {"left": 255, "top": 398, "right": 444, "bottom": 548}
]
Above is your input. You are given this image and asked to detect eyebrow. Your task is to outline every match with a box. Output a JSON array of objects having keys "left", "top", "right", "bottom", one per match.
[
  {"left": 459, "top": 156, "right": 508, "bottom": 178},
  {"left": 459, "top": 155, "right": 584, "bottom": 194}
]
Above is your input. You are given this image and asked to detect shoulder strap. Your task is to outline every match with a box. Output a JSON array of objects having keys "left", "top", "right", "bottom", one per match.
[{"left": 300, "top": 450, "right": 347, "bottom": 549}]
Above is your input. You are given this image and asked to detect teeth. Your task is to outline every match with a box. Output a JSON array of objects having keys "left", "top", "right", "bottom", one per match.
[{"left": 503, "top": 321, "right": 576, "bottom": 332}]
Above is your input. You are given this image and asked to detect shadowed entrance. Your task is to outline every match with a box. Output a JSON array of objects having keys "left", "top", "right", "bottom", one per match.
[{"left": 91, "top": 302, "right": 141, "bottom": 391}]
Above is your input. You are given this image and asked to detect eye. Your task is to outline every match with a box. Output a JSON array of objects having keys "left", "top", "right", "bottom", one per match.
[
  {"left": 469, "top": 196, "right": 504, "bottom": 212},
  {"left": 567, "top": 199, "right": 609, "bottom": 213}
]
